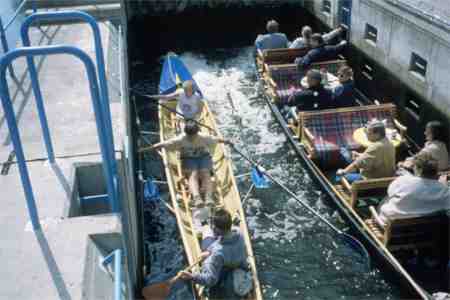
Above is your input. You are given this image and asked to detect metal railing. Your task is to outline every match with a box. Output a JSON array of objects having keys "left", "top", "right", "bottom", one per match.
[
  {"left": 20, "top": 11, "right": 117, "bottom": 171},
  {"left": 101, "top": 249, "right": 123, "bottom": 300},
  {"left": 0, "top": 45, "right": 118, "bottom": 230},
  {"left": 17, "top": 11, "right": 119, "bottom": 215}
]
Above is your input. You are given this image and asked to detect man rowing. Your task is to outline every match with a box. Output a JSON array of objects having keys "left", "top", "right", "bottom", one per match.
[
  {"left": 141, "top": 120, "right": 231, "bottom": 218},
  {"left": 179, "top": 208, "right": 252, "bottom": 299},
  {"left": 148, "top": 80, "right": 204, "bottom": 121}
]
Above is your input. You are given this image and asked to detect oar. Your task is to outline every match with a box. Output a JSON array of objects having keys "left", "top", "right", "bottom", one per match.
[
  {"left": 250, "top": 167, "right": 270, "bottom": 189},
  {"left": 142, "top": 256, "right": 205, "bottom": 300},
  {"left": 231, "top": 145, "right": 371, "bottom": 267},
  {"left": 131, "top": 88, "right": 217, "bottom": 133},
  {"left": 225, "top": 90, "right": 269, "bottom": 189},
  {"left": 144, "top": 178, "right": 161, "bottom": 202}
]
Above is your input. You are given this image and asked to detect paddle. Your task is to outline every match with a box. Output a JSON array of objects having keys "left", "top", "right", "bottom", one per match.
[
  {"left": 144, "top": 178, "right": 160, "bottom": 201},
  {"left": 250, "top": 167, "right": 270, "bottom": 189},
  {"left": 142, "top": 255, "right": 205, "bottom": 300},
  {"left": 225, "top": 90, "right": 269, "bottom": 189},
  {"left": 231, "top": 144, "right": 371, "bottom": 268},
  {"left": 131, "top": 88, "right": 217, "bottom": 133}
]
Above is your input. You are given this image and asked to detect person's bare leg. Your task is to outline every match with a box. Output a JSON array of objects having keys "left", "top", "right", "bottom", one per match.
[
  {"left": 199, "top": 168, "right": 214, "bottom": 206},
  {"left": 188, "top": 170, "right": 202, "bottom": 207}
]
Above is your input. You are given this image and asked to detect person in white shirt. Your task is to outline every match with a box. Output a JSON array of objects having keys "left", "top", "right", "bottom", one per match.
[
  {"left": 398, "top": 121, "right": 449, "bottom": 172},
  {"left": 144, "top": 120, "right": 231, "bottom": 210},
  {"left": 379, "top": 153, "right": 450, "bottom": 225},
  {"left": 289, "top": 26, "right": 344, "bottom": 49},
  {"left": 148, "top": 80, "right": 204, "bottom": 120}
]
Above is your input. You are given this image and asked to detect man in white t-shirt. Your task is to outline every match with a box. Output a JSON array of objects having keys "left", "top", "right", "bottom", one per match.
[
  {"left": 379, "top": 153, "right": 450, "bottom": 225},
  {"left": 144, "top": 121, "right": 231, "bottom": 213},
  {"left": 148, "top": 80, "right": 204, "bottom": 120}
]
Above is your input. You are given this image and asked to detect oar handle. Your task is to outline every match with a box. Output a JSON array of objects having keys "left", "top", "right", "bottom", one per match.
[
  {"left": 170, "top": 255, "right": 207, "bottom": 283},
  {"left": 231, "top": 145, "right": 341, "bottom": 234},
  {"left": 131, "top": 88, "right": 218, "bottom": 134}
]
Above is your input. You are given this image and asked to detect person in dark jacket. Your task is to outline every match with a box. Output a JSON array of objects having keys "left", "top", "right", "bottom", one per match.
[
  {"left": 180, "top": 208, "right": 250, "bottom": 299},
  {"left": 295, "top": 33, "right": 347, "bottom": 70},
  {"left": 284, "top": 69, "right": 333, "bottom": 111},
  {"left": 331, "top": 66, "right": 355, "bottom": 108}
]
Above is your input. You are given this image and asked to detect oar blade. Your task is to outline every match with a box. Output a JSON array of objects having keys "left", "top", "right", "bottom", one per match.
[
  {"left": 142, "top": 281, "right": 171, "bottom": 300},
  {"left": 144, "top": 178, "right": 161, "bottom": 202},
  {"left": 251, "top": 167, "right": 269, "bottom": 189},
  {"left": 339, "top": 232, "right": 371, "bottom": 271}
]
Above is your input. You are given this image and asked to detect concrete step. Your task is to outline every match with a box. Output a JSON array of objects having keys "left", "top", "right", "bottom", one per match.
[
  {"left": 27, "top": 0, "right": 119, "bottom": 9},
  {"left": 25, "top": 4, "right": 121, "bottom": 24}
]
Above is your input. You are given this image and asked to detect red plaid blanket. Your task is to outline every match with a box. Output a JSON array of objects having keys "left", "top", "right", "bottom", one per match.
[{"left": 303, "top": 106, "right": 396, "bottom": 168}]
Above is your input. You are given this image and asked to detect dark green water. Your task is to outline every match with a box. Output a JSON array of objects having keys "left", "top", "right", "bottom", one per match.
[{"left": 138, "top": 47, "right": 403, "bottom": 299}]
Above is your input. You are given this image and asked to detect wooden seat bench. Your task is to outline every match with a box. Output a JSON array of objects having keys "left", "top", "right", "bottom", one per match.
[{"left": 365, "top": 207, "right": 448, "bottom": 252}]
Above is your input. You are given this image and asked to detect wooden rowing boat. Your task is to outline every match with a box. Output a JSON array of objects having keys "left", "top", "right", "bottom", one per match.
[
  {"left": 158, "top": 53, "right": 263, "bottom": 299},
  {"left": 255, "top": 48, "right": 449, "bottom": 298}
]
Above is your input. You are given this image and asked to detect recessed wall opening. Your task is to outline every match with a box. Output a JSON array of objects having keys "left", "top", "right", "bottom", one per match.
[{"left": 68, "top": 162, "right": 111, "bottom": 217}]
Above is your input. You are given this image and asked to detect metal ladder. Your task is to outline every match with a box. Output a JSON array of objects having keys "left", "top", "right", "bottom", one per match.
[{"left": 0, "top": 11, "right": 119, "bottom": 231}]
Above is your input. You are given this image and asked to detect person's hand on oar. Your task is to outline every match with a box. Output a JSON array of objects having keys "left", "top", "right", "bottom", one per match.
[
  {"left": 142, "top": 253, "right": 209, "bottom": 300},
  {"left": 178, "top": 251, "right": 211, "bottom": 281}
]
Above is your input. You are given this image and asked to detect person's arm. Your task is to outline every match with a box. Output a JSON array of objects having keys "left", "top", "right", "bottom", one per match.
[
  {"left": 184, "top": 253, "right": 224, "bottom": 287},
  {"left": 332, "top": 84, "right": 344, "bottom": 100},
  {"left": 146, "top": 91, "right": 180, "bottom": 101},
  {"left": 326, "top": 40, "right": 347, "bottom": 57},
  {"left": 337, "top": 146, "right": 374, "bottom": 175},
  {"left": 295, "top": 49, "right": 315, "bottom": 70},
  {"left": 322, "top": 27, "right": 343, "bottom": 44},
  {"left": 139, "top": 136, "right": 181, "bottom": 153}
]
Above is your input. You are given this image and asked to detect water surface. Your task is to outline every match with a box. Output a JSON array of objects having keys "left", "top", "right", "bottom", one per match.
[{"left": 139, "top": 47, "right": 402, "bottom": 300}]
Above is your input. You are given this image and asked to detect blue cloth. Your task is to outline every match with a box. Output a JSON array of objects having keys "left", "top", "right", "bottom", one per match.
[
  {"left": 192, "top": 230, "right": 247, "bottom": 298},
  {"left": 255, "top": 33, "right": 289, "bottom": 50},
  {"left": 335, "top": 172, "right": 363, "bottom": 183},
  {"left": 295, "top": 43, "right": 347, "bottom": 70},
  {"left": 332, "top": 81, "right": 354, "bottom": 108},
  {"left": 181, "top": 155, "right": 213, "bottom": 171}
]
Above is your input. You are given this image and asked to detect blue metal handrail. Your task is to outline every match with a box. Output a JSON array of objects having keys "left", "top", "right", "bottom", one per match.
[
  {"left": 0, "top": 45, "right": 119, "bottom": 229},
  {"left": 20, "top": 11, "right": 116, "bottom": 174},
  {"left": 102, "top": 249, "right": 123, "bottom": 300}
]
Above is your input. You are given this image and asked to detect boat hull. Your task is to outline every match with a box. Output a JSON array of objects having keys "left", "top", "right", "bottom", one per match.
[{"left": 158, "top": 54, "right": 262, "bottom": 300}]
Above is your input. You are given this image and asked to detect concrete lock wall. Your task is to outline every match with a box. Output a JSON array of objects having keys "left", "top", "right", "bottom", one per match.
[
  {"left": 352, "top": 0, "right": 450, "bottom": 119},
  {"left": 305, "top": 0, "right": 450, "bottom": 121}
]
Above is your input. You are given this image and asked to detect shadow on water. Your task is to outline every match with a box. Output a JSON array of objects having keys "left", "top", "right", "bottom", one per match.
[{"left": 135, "top": 47, "right": 404, "bottom": 299}]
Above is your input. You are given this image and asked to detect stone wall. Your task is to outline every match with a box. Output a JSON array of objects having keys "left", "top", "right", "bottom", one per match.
[
  {"left": 304, "top": 0, "right": 450, "bottom": 120},
  {"left": 352, "top": 0, "right": 450, "bottom": 118}
]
